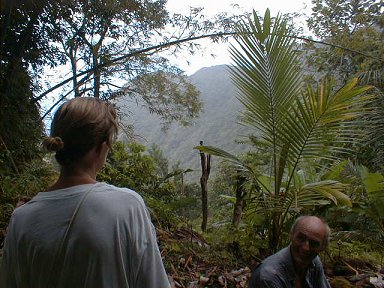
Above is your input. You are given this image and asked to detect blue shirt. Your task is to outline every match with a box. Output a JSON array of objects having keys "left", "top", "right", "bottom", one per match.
[{"left": 249, "top": 246, "right": 330, "bottom": 288}]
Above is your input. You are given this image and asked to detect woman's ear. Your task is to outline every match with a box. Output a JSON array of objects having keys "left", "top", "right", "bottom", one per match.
[
  {"left": 95, "top": 141, "right": 110, "bottom": 170},
  {"left": 96, "top": 140, "right": 108, "bottom": 152},
  {"left": 100, "top": 141, "right": 110, "bottom": 155}
]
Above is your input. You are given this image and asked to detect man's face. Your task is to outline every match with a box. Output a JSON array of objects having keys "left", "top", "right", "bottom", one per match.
[{"left": 290, "top": 217, "right": 327, "bottom": 270}]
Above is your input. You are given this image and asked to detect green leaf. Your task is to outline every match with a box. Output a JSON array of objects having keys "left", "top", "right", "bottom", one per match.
[
  {"left": 220, "top": 194, "right": 237, "bottom": 204},
  {"left": 300, "top": 180, "right": 352, "bottom": 207},
  {"left": 363, "top": 173, "right": 384, "bottom": 194}
]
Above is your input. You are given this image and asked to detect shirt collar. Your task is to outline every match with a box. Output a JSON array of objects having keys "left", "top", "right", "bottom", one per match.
[{"left": 286, "top": 245, "right": 316, "bottom": 282}]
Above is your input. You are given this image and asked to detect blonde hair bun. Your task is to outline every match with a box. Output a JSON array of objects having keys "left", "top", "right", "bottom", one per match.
[{"left": 43, "top": 137, "right": 64, "bottom": 152}]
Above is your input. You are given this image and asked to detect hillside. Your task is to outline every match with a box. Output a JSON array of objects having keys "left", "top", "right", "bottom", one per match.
[{"left": 117, "top": 65, "right": 252, "bottom": 180}]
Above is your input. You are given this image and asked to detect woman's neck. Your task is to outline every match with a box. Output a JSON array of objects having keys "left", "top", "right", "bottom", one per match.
[{"left": 47, "top": 167, "right": 97, "bottom": 191}]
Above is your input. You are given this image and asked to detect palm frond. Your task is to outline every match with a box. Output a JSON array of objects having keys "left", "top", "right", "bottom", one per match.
[
  {"left": 230, "top": 9, "right": 304, "bottom": 195},
  {"left": 229, "top": 9, "right": 302, "bottom": 147},
  {"left": 194, "top": 145, "right": 249, "bottom": 170},
  {"left": 247, "top": 187, "right": 328, "bottom": 216},
  {"left": 194, "top": 145, "right": 271, "bottom": 193},
  {"left": 300, "top": 180, "right": 352, "bottom": 207},
  {"left": 357, "top": 68, "right": 383, "bottom": 88},
  {"left": 332, "top": 231, "right": 384, "bottom": 251},
  {"left": 282, "top": 78, "right": 372, "bottom": 190},
  {"left": 331, "top": 230, "right": 368, "bottom": 242}
]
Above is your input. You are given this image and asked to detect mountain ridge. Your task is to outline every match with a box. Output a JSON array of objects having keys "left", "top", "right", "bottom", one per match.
[{"left": 118, "top": 65, "right": 252, "bottom": 179}]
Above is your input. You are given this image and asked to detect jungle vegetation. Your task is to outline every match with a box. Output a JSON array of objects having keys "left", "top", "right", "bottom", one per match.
[{"left": 0, "top": 0, "right": 383, "bottom": 286}]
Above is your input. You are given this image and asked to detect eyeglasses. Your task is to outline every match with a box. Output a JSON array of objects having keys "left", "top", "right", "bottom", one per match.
[{"left": 295, "top": 233, "right": 321, "bottom": 249}]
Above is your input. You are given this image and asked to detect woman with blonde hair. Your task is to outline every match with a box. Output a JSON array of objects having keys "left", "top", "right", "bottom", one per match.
[{"left": 1, "top": 97, "right": 171, "bottom": 288}]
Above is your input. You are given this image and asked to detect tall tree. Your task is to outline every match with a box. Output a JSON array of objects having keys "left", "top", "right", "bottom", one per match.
[
  {"left": 36, "top": 0, "right": 242, "bottom": 127},
  {"left": 0, "top": 0, "right": 66, "bottom": 171},
  {"left": 45, "top": 0, "right": 169, "bottom": 99}
]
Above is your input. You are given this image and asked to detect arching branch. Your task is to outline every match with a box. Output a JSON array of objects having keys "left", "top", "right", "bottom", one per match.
[{"left": 33, "top": 31, "right": 384, "bottom": 104}]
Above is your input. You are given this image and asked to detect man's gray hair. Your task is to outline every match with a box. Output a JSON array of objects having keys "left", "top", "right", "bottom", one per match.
[{"left": 290, "top": 215, "right": 331, "bottom": 249}]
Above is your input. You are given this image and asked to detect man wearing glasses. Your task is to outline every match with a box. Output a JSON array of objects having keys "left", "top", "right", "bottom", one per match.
[{"left": 249, "top": 215, "right": 331, "bottom": 288}]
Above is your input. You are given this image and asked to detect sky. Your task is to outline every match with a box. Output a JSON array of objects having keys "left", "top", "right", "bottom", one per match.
[{"left": 165, "top": 0, "right": 313, "bottom": 74}]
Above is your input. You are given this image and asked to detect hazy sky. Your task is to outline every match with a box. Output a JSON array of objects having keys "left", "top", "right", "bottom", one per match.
[
  {"left": 165, "top": 0, "right": 312, "bottom": 74},
  {"left": 166, "top": 0, "right": 311, "bottom": 16}
]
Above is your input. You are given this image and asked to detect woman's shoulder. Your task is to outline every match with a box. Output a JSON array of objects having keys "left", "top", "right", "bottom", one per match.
[
  {"left": 87, "top": 183, "right": 151, "bottom": 220},
  {"left": 93, "top": 182, "right": 145, "bottom": 205}
]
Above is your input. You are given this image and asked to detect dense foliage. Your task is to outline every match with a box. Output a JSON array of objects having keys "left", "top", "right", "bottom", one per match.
[
  {"left": 305, "top": 0, "right": 384, "bottom": 171},
  {"left": 97, "top": 141, "right": 201, "bottom": 227},
  {"left": 0, "top": 0, "right": 57, "bottom": 174},
  {"left": 0, "top": 0, "right": 383, "bottom": 286}
]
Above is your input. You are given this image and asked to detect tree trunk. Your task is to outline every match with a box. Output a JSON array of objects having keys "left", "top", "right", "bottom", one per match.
[
  {"left": 199, "top": 141, "right": 211, "bottom": 232},
  {"left": 269, "top": 214, "right": 281, "bottom": 253},
  {"left": 180, "top": 172, "right": 185, "bottom": 196},
  {"left": 69, "top": 46, "right": 80, "bottom": 97},
  {"left": 232, "top": 172, "right": 247, "bottom": 227},
  {"left": 92, "top": 48, "right": 100, "bottom": 98}
]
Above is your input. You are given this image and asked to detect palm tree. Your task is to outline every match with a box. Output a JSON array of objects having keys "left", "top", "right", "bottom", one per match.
[{"left": 195, "top": 9, "right": 373, "bottom": 252}]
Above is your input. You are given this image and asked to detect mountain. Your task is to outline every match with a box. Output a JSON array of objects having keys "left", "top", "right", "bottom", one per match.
[{"left": 118, "top": 65, "right": 252, "bottom": 180}]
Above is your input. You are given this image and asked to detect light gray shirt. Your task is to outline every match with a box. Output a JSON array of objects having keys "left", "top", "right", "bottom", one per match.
[
  {"left": 249, "top": 246, "right": 331, "bottom": 288},
  {"left": 1, "top": 182, "right": 171, "bottom": 288}
]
